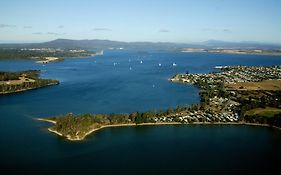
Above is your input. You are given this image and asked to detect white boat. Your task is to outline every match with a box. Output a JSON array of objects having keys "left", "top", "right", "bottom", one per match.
[
  {"left": 173, "top": 63, "right": 177, "bottom": 66},
  {"left": 96, "top": 50, "right": 104, "bottom": 55},
  {"left": 214, "top": 66, "right": 228, "bottom": 69}
]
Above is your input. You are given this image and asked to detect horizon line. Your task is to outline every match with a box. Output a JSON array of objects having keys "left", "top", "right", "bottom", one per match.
[{"left": 0, "top": 38, "right": 281, "bottom": 46}]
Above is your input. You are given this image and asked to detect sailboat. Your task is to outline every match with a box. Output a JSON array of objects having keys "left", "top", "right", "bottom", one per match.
[{"left": 96, "top": 50, "right": 104, "bottom": 55}]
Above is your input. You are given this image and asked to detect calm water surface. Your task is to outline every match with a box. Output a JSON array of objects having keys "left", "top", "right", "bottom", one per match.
[{"left": 0, "top": 50, "right": 281, "bottom": 174}]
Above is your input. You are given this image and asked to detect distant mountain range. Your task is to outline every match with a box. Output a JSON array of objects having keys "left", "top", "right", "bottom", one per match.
[{"left": 0, "top": 39, "right": 280, "bottom": 50}]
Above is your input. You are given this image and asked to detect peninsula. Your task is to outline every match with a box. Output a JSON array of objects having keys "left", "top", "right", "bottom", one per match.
[
  {"left": 0, "top": 70, "right": 59, "bottom": 94},
  {"left": 39, "top": 66, "right": 281, "bottom": 141},
  {"left": 0, "top": 48, "right": 97, "bottom": 63},
  {"left": 181, "top": 48, "right": 281, "bottom": 56}
]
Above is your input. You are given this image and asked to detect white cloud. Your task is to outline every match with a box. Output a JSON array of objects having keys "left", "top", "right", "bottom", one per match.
[
  {"left": 222, "top": 29, "right": 232, "bottom": 33},
  {"left": 24, "top": 26, "right": 32, "bottom": 29},
  {"left": 159, "top": 29, "right": 170, "bottom": 33},
  {"left": 93, "top": 28, "right": 111, "bottom": 31}
]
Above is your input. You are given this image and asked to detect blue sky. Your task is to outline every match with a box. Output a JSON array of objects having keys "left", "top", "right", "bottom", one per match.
[{"left": 0, "top": 0, "right": 281, "bottom": 43}]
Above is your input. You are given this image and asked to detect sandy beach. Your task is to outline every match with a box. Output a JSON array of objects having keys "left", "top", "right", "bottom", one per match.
[{"left": 36, "top": 118, "right": 57, "bottom": 124}]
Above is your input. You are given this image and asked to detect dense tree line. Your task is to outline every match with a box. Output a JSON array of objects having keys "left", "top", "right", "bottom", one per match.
[
  {"left": 234, "top": 90, "right": 281, "bottom": 128},
  {"left": 243, "top": 113, "right": 281, "bottom": 128},
  {"left": 0, "top": 70, "right": 59, "bottom": 94},
  {"left": 0, "top": 79, "right": 59, "bottom": 93},
  {"left": 0, "top": 48, "right": 94, "bottom": 60},
  {"left": 236, "top": 91, "right": 281, "bottom": 117},
  {"left": 0, "top": 70, "right": 39, "bottom": 81},
  {"left": 50, "top": 106, "right": 193, "bottom": 137}
]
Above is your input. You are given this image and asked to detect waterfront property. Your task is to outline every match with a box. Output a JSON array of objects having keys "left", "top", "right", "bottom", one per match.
[
  {"left": 40, "top": 66, "right": 281, "bottom": 141},
  {"left": 0, "top": 48, "right": 96, "bottom": 62},
  {"left": 1, "top": 50, "right": 281, "bottom": 175}
]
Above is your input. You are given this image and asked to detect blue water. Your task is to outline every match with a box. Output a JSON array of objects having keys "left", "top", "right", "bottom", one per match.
[{"left": 0, "top": 50, "right": 281, "bottom": 174}]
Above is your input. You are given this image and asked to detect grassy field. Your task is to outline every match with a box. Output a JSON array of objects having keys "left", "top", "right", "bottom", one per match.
[
  {"left": 245, "top": 107, "right": 281, "bottom": 117},
  {"left": 225, "top": 80, "right": 281, "bottom": 91}
]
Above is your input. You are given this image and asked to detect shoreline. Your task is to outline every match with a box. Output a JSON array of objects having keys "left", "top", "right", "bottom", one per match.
[
  {"left": 181, "top": 50, "right": 281, "bottom": 56},
  {"left": 35, "top": 65, "right": 281, "bottom": 141},
  {"left": 0, "top": 82, "right": 59, "bottom": 95},
  {"left": 37, "top": 118, "right": 281, "bottom": 141},
  {"left": 36, "top": 118, "right": 57, "bottom": 124}
]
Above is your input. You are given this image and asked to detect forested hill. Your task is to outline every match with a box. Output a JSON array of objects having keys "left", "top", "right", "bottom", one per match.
[
  {"left": 1, "top": 39, "right": 280, "bottom": 50},
  {"left": 0, "top": 70, "right": 59, "bottom": 94},
  {"left": 15, "top": 39, "right": 195, "bottom": 50}
]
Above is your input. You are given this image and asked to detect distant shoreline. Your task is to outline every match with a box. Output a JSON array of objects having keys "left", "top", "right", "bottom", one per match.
[
  {"left": 37, "top": 118, "right": 281, "bottom": 141},
  {"left": 181, "top": 49, "right": 281, "bottom": 56}
]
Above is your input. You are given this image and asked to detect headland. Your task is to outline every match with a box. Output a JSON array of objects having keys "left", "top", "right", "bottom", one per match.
[{"left": 39, "top": 65, "right": 281, "bottom": 141}]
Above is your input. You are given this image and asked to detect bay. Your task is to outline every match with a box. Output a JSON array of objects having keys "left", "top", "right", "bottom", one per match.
[{"left": 0, "top": 50, "right": 281, "bottom": 174}]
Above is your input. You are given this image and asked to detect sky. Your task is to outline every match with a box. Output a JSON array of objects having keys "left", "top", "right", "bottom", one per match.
[{"left": 0, "top": 0, "right": 281, "bottom": 43}]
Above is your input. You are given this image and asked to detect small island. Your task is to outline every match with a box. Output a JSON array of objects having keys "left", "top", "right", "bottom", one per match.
[
  {"left": 0, "top": 70, "right": 59, "bottom": 94},
  {"left": 39, "top": 66, "right": 281, "bottom": 141}
]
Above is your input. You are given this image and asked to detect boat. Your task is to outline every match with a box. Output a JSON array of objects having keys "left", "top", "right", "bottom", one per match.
[
  {"left": 96, "top": 50, "right": 104, "bottom": 55},
  {"left": 214, "top": 66, "right": 228, "bottom": 69}
]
